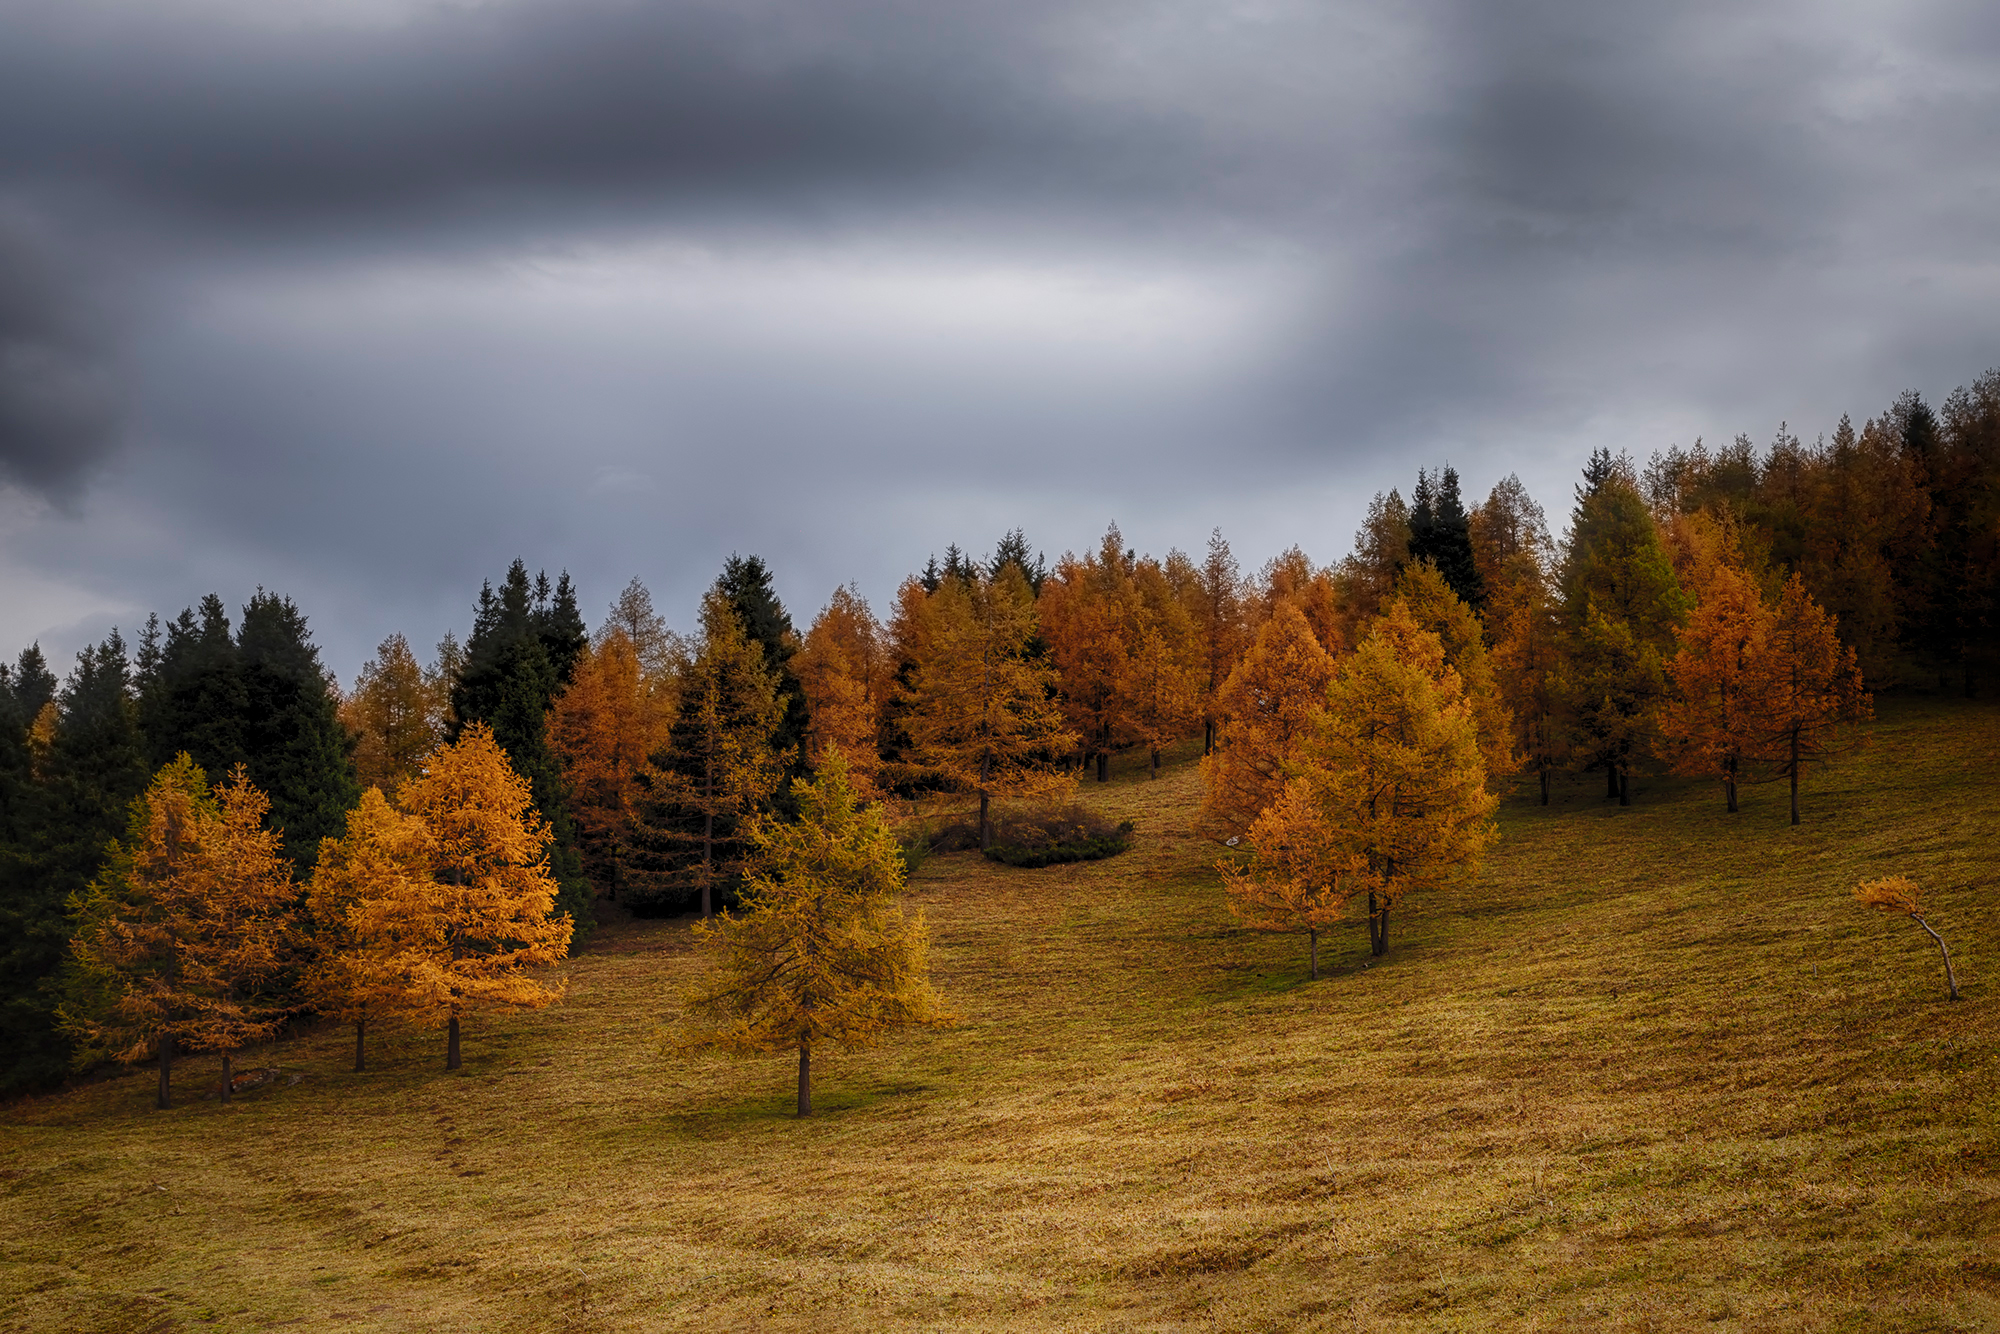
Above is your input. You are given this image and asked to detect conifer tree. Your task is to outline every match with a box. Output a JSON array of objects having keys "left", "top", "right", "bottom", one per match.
[
  {"left": 1296, "top": 604, "right": 1498, "bottom": 956},
  {"left": 1123, "top": 559, "right": 1202, "bottom": 779},
  {"left": 138, "top": 595, "right": 248, "bottom": 776},
  {"left": 1469, "top": 474, "right": 1554, "bottom": 619},
  {"left": 1389, "top": 563, "right": 1515, "bottom": 783},
  {"left": 450, "top": 560, "right": 592, "bottom": 932},
  {"left": 65, "top": 758, "right": 296, "bottom": 1107},
  {"left": 1406, "top": 466, "right": 1485, "bottom": 610},
  {"left": 381, "top": 724, "right": 572, "bottom": 1069},
  {"left": 1752, "top": 575, "right": 1871, "bottom": 825},
  {"left": 680, "top": 753, "right": 952, "bottom": 1116},
  {"left": 792, "top": 586, "right": 889, "bottom": 794},
  {"left": 305, "top": 787, "right": 432, "bottom": 1071},
  {"left": 1661, "top": 556, "right": 1772, "bottom": 812},
  {"left": 1220, "top": 780, "right": 1370, "bottom": 979},
  {"left": 1040, "top": 526, "right": 1139, "bottom": 781},
  {"left": 0, "top": 634, "right": 148, "bottom": 1092},
  {"left": 10, "top": 644, "right": 56, "bottom": 719},
  {"left": 341, "top": 634, "right": 440, "bottom": 798},
  {"left": 235, "top": 590, "right": 359, "bottom": 872},
  {"left": 635, "top": 591, "right": 789, "bottom": 916},
  {"left": 602, "top": 577, "right": 682, "bottom": 683},
  {"left": 1339, "top": 490, "right": 1412, "bottom": 623},
  {"left": 1490, "top": 572, "right": 1565, "bottom": 805},
  {"left": 1201, "top": 602, "right": 1337, "bottom": 838},
  {"left": 716, "top": 555, "right": 811, "bottom": 782},
  {"left": 1190, "top": 530, "right": 1246, "bottom": 756},
  {"left": 990, "top": 528, "right": 1048, "bottom": 594},
  {"left": 898, "top": 566, "right": 1076, "bottom": 850},
  {"left": 549, "top": 628, "right": 674, "bottom": 901}
]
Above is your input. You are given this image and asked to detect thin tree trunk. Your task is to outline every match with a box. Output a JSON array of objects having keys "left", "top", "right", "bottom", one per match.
[
  {"left": 1913, "top": 915, "right": 1961, "bottom": 1001},
  {"left": 1366, "top": 892, "right": 1380, "bottom": 955},
  {"left": 1096, "top": 749, "right": 1108, "bottom": 783},
  {"left": 1617, "top": 764, "right": 1630, "bottom": 807},
  {"left": 797, "top": 1042, "right": 811, "bottom": 1117},
  {"left": 446, "top": 1015, "right": 461, "bottom": 1070},
  {"left": 1308, "top": 928, "right": 1318, "bottom": 980},
  {"left": 1150, "top": 748, "right": 1160, "bottom": 780},
  {"left": 1204, "top": 718, "right": 1214, "bottom": 755},
  {"left": 220, "top": 1052, "right": 232, "bottom": 1105},
  {"left": 1725, "top": 757, "right": 1738, "bottom": 814},
  {"left": 354, "top": 1016, "right": 366, "bottom": 1073},
  {"left": 157, "top": 1033, "right": 173, "bottom": 1110},
  {"left": 1539, "top": 768, "right": 1550, "bottom": 806},
  {"left": 979, "top": 752, "right": 993, "bottom": 852},
  {"left": 1373, "top": 905, "right": 1389, "bottom": 957},
  {"left": 1606, "top": 765, "right": 1620, "bottom": 799},
  {"left": 1789, "top": 729, "right": 1801, "bottom": 826},
  {"left": 702, "top": 759, "right": 716, "bottom": 918}
]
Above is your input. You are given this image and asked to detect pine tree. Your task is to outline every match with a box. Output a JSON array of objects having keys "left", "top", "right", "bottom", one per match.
[
  {"left": 1339, "top": 490, "right": 1411, "bottom": 624},
  {"left": 1406, "top": 466, "right": 1485, "bottom": 610},
  {"left": 138, "top": 595, "right": 248, "bottom": 776},
  {"left": 341, "top": 634, "right": 441, "bottom": 798},
  {"left": 897, "top": 566, "right": 1076, "bottom": 850},
  {"left": 64, "top": 758, "right": 296, "bottom": 1108},
  {"left": 450, "top": 560, "right": 593, "bottom": 933},
  {"left": 1296, "top": 603, "right": 1498, "bottom": 956},
  {"left": 380, "top": 724, "right": 573, "bottom": 1070},
  {"left": 1389, "top": 563, "right": 1515, "bottom": 783},
  {"left": 634, "top": 591, "right": 789, "bottom": 917},
  {"left": 236, "top": 590, "right": 359, "bottom": 873},
  {"left": 716, "top": 554, "right": 811, "bottom": 783},
  {"left": 679, "top": 753, "right": 952, "bottom": 1117}
]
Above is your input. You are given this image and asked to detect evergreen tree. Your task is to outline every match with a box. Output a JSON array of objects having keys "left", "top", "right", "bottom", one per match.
[
  {"left": 450, "top": 560, "right": 594, "bottom": 934},
  {"left": 1, "top": 634, "right": 149, "bottom": 1091},
  {"left": 1406, "top": 466, "right": 1485, "bottom": 610},
  {"left": 138, "top": 596, "right": 247, "bottom": 775},
  {"left": 11, "top": 644, "right": 56, "bottom": 719},
  {"left": 235, "top": 590, "right": 359, "bottom": 873},
  {"left": 715, "top": 554, "right": 810, "bottom": 782},
  {"left": 990, "top": 528, "right": 1048, "bottom": 594}
]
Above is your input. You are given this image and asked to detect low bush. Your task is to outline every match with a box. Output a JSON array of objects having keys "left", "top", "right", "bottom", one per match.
[{"left": 984, "top": 807, "right": 1135, "bottom": 868}]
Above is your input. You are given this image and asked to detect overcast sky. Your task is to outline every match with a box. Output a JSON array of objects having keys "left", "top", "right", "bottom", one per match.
[{"left": 2, "top": 0, "right": 1996, "bottom": 682}]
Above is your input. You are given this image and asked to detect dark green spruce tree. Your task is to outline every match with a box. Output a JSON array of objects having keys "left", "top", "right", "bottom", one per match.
[
  {"left": 449, "top": 560, "right": 594, "bottom": 934},
  {"left": 136, "top": 596, "right": 247, "bottom": 776},
  {"left": 1406, "top": 466, "right": 1485, "bottom": 611},
  {"left": 236, "top": 590, "right": 360, "bottom": 872},
  {"left": 715, "top": 554, "right": 810, "bottom": 782},
  {"left": 0, "top": 634, "right": 150, "bottom": 1091}
]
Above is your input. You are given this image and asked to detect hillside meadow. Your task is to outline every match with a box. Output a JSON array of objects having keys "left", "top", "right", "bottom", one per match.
[{"left": 2, "top": 697, "right": 1996, "bottom": 1332}]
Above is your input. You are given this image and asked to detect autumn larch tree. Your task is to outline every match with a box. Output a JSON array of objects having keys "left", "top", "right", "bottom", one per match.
[
  {"left": 549, "top": 627, "right": 675, "bottom": 902},
  {"left": 1660, "top": 554, "right": 1772, "bottom": 812},
  {"left": 1751, "top": 575, "right": 1871, "bottom": 825},
  {"left": 377, "top": 724, "right": 573, "bottom": 1070},
  {"left": 715, "top": 554, "right": 812, "bottom": 788},
  {"left": 1123, "top": 555, "right": 1202, "bottom": 779},
  {"left": 1200, "top": 602, "right": 1338, "bottom": 839},
  {"left": 341, "top": 633, "right": 441, "bottom": 799},
  {"left": 1296, "top": 603, "right": 1497, "bottom": 956},
  {"left": 65, "top": 757, "right": 296, "bottom": 1107},
  {"left": 792, "top": 585, "right": 890, "bottom": 794},
  {"left": 1220, "top": 779, "right": 1371, "bottom": 979},
  {"left": 1469, "top": 474, "right": 1555, "bottom": 621},
  {"left": 1854, "top": 875, "right": 1959, "bottom": 1002},
  {"left": 1490, "top": 566, "right": 1566, "bottom": 805},
  {"left": 898, "top": 565, "right": 1076, "bottom": 850},
  {"left": 305, "top": 787, "right": 434, "bottom": 1070},
  {"left": 1190, "top": 530, "right": 1247, "bottom": 756},
  {"left": 1039, "top": 526, "right": 1139, "bottom": 781},
  {"left": 1338, "top": 490, "right": 1412, "bottom": 626},
  {"left": 680, "top": 752, "right": 952, "bottom": 1116},
  {"left": 1389, "top": 562, "right": 1515, "bottom": 783},
  {"left": 635, "top": 590, "right": 789, "bottom": 917}
]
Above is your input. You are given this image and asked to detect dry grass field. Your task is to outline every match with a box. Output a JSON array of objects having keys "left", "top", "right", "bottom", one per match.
[{"left": 3, "top": 697, "right": 1998, "bottom": 1332}]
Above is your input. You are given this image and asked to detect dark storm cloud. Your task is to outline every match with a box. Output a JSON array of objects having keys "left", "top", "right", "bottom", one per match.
[{"left": 0, "top": 217, "right": 125, "bottom": 501}]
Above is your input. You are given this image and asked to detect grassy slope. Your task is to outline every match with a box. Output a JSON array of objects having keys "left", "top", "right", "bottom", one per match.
[{"left": 2, "top": 699, "right": 1996, "bottom": 1332}]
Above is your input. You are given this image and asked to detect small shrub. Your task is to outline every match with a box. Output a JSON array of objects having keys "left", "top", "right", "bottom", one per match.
[{"left": 984, "top": 806, "right": 1135, "bottom": 868}]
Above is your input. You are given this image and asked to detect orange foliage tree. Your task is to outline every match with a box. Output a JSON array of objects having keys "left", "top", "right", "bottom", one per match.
[
  {"left": 792, "top": 585, "right": 890, "bottom": 793},
  {"left": 1660, "top": 558, "right": 1771, "bottom": 812},
  {"left": 374, "top": 723, "right": 573, "bottom": 1069},
  {"left": 304, "top": 787, "right": 433, "bottom": 1071},
  {"left": 1200, "top": 602, "right": 1338, "bottom": 838},
  {"left": 1390, "top": 562, "right": 1516, "bottom": 782},
  {"left": 1190, "top": 529, "right": 1247, "bottom": 755},
  {"left": 1039, "top": 526, "right": 1138, "bottom": 781},
  {"left": 549, "top": 627, "right": 675, "bottom": 901},
  {"left": 341, "top": 633, "right": 441, "bottom": 798},
  {"left": 1753, "top": 575, "right": 1871, "bottom": 825},
  {"left": 1296, "top": 605, "right": 1498, "bottom": 956},
  {"left": 898, "top": 565, "right": 1076, "bottom": 850},
  {"left": 1220, "top": 780, "right": 1371, "bottom": 979},
  {"left": 65, "top": 757, "right": 296, "bottom": 1108}
]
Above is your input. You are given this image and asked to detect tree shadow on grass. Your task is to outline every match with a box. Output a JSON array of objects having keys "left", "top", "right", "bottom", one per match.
[{"left": 652, "top": 1077, "right": 945, "bottom": 1138}]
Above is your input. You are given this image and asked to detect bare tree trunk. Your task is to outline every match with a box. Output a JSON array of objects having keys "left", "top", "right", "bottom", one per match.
[
  {"left": 1150, "top": 748, "right": 1160, "bottom": 780},
  {"left": 1606, "top": 765, "right": 1620, "bottom": 799},
  {"left": 220, "top": 1052, "right": 233, "bottom": 1105},
  {"left": 702, "top": 765, "right": 716, "bottom": 918},
  {"left": 1789, "top": 729, "right": 1801, "bottom": 826},
  {"left": 1373, "top": 905, "right": 1389, "bottom": 957},
  {"left": 1539, "top": 768, "right": 1550, "bottom": 806},
  {"left": 446, "top": 1015, "right": 461, "bottom": 1070},
  {"left": 1096, "top": 750, "right": 1108, "bottom": 783},
  {"left": 1913, "top": 915, "right": 1961, "bottom": 1001},
  {"left": 797, "top": 1042, "right": 811, "bottom": 1117},
  {"left": 1308, "top": 928, "right": 1318, "bottom": 980},
  {"left": 1204, "top": 718, "right": 1214, "bottom": 755},
  {"left": 354, "top": 1016, "right": 366, "bottom": 1073},
  {"left": 1725, "top": 757, "right": 1738, "bottom": 814},
  {"left": 157, "top": 1033, "right": 174, "bottom": 1110},
  {"left": 1366, "top": 892, "right": 1380, "bottom": 955},
  {"left": 978, "top": 752, "right": 993, "bottom": 852},
  {"left": 1617, "top": 763, "right": 1630, "bottom": 807}
]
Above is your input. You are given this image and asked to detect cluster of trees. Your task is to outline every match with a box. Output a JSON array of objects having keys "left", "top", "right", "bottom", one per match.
[{"left": 3, "top": 371, "right": 1992, "bottom": 1090}]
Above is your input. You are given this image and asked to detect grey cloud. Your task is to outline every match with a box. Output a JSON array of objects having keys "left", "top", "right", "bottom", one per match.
[{"left": 0, "top": 218, "right": 125, "bottom": 501}]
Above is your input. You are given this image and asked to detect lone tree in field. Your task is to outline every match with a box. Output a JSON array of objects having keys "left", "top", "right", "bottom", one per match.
[
  {"left": 380, "top": 724, "right": 572, "bottom": 1070},
  {"left": 305, "top": 787, "right": 433, "bottom": 1072},
  {"left": 898, "top": 565, "right": 1075, "bottom": 851},
  {"left": 1298, "top": 604, "right": 1497, "bottom": 957},
  {"left": 1855, "top": 875, "right": 1960, "bottom": 1001},
  {"left": 65, "top": 757, "right": 295, "bottom": 1108},
  {"left": 1220, "top": 779, "right": 1372, "bottom": 979},
  {"left": 680, "top": 753, "right": 952, "bottom": 1116},
  {"left": 1753, "top": 575, "right": 1871, "bottom": 825}
]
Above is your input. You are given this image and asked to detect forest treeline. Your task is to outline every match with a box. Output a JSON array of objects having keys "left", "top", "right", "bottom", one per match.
[{"left": 1, "top": 373, "right": 1995, "bottom": 1096}]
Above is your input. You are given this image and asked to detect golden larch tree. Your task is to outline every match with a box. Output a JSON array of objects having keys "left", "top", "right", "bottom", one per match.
[
  {"left": 1297, "top": 604, "right": 1497, "bottom": 956},
  {"left": 899, "top": 566, "right": 1077, "bottom": 850},
  {"left": 1189, "top": 529, "right": 1248, "bottom": 755},
  {"left": 1200, "top": 602, "right": 1338, "bottom": 838},
  {"left": 1854, "top": 875, "right": 1959, "bottom": 1002},
  {"left": 1220, "top": 779, "right": 1373, "bottom": 979},
  {"left": 381, "top": 723, "right": 572, "bottom": 1070},
  {"left": 1660, "top": 558, "right": 1772, "bottom": 812},
  {"left": 680, "top": 753, "right": 953, "bottom": 1116},
  {"left": 1039, "top": 526, "right": 1139, "bottom": 781},
  {"left": 1752, "top": 574, "right": 1871, "bottom": 825},
  {"left": 636, "top": 590, "right": 789, "bottom": 917},
  {"left": 1389, "top": 562, "right": 1516, "bottom": 783},
  {"left": 65, "top": 757, "right": 296, "bottom": 1108},
  {"left": 341, "top": 633, "right": 441, "bottom": 797},
  {"left": 1123, "top": 553, "right": 1203, "bottom": 777},
  {"left": 1490, "top": 569, "right": 1566, "bottom": 804},
  {"left": 304, "top": 786, "right": 433, "bottom": 1071},
  {"left": 549, "top": 627, "right": 674, "bottom": 901},
  {"left": 792, "top": 585, "right": 890, "bottom": 794}
]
